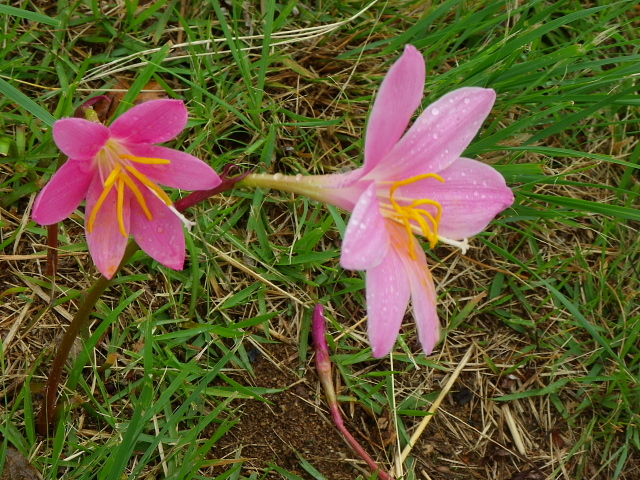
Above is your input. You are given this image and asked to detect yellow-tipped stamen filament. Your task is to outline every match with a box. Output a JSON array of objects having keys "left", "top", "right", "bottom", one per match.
[
  {"left": 86, "top": 152, "right": 175, "bottom": 237},
  {"left": 116, "top": 177, "right": 127, "bottom": 237},
  {"left": 388, "top": 173, "right": 445, "bottom": 259},
  {"left": 120, "top": 174, "right": 153, "bottom": 220},
  {"left": 87, "top": 165, "right": 122, "bottom": 233},
  {"left": 119, "top": 154, "right": 171, "bottom": 165},
  {"left": 125, "top": 166, "right": 173, "bottom": 206}
]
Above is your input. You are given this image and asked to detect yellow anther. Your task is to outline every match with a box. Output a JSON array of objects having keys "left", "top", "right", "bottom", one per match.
[
  {"left": 389, "top": 173, "right": 445, "bottom": 259},
  {"left": 116, "top": 177, "right": 126, "bottom": 237},
  {"left": 87, "top": 165, "right": 122, "bottom": 233},
  {"left": 125, "top": 165, "right": 173, "bottom": 206},
  {"left": 119, "top": 154, "right": 171, "bottom": 165},
  {"left": 119, "top": 174, "right": 153, "bottom": 221}
]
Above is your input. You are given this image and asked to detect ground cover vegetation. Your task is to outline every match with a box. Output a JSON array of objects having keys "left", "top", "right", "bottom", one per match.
[{"left": 1, "top": 0, "right": 639, "bottom": 479}]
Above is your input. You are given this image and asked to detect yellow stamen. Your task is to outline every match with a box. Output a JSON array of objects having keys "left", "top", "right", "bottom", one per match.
[
  {"left": 389, "top": 173, "right": 445, "bottom": 259},
  {"left": 119, "top": 174, "right": 153, "bottom": 220},
  {"left": 119, "top": 154, "right": 171, "bottom": 165},
  {"left": 116, "top": 177, "right": 126, "bottom": 237},
  {"left": 124, "top": 165, "right": 173, "bottom": 206},
  {"left": 87, "top": 152, "right": 174, "bottom": 237},
  {"left": 87, "top": 165, "right": 122, "bottom": 233}
]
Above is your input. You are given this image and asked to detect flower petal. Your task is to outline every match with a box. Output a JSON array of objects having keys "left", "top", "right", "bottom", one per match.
[
  {"left": 366, "top": 245, "right": 411, "bottom": 358},
  {"left": 53, "top": 118, "right": 109, "bottom": 159},
  {"left": 398, "top": 157, "right": 513, "bottom": 240},
  {"left": 125, "top": 144, "right": 221, "bottom": 190},
  {"left": 32, "top": 160, "right": 94, "bottom": 225},
  {"left": 341, "top": 183, "right": 390, "bottom": 270},
  {"left": 109, "top": 99, "right": 188, "bottom": 145},
  {"left": 362, "top": 44, "right": 425, "bottom": 176},
  {"left": 398, "top": 243, "right": 440, "bottom": 354},
  {"left": 129, "top": 187, "right": 185, "bottom": 271},
  {"left": 85, "top": 176, "right": 130, "bottom": 279},
  {"left": 372, "top": 87, "right": 496, "bottom": 179}
]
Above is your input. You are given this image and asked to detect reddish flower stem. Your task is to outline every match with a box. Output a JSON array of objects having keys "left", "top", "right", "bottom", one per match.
[
  {"left": 173, "top": 163, "right": 250, "bottom": 212},
  {"left": 312, "top": 305, "right": 394, "bottom": 480},
  {"left": 45, "top": 224, "right": 58, "bottom": 277}
]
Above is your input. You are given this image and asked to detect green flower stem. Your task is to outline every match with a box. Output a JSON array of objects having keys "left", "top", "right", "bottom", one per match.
[
  {"left": 38, "top": 241, "right": 140, "bottom": 435},
  {"left": 38, "top": 163, "right": 250, "bottom": 435},
  {"left": 238, "top": 172, "right": 334, "bottom": 205}
]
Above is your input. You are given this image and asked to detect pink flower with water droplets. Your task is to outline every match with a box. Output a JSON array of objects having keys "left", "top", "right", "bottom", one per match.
[
  {"left": 32, "top": 99, "right": 221, "bottom": 279},
  {"left": 243, "top": 45, "right": 514, "bottom": 357}
]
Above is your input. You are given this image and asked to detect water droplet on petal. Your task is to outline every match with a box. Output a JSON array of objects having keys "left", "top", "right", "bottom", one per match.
[
  {"left": 431, "top": 107, "right": 440, "bottom": 116},
  {"left": 464, "top": 97, "right": 470, "bottom": 104},
  {"left": 432, "top": 133, "right": 439, "bottom": 140},
  {"left": 157, "top": 227, "right": 164, "bottom": 234}
]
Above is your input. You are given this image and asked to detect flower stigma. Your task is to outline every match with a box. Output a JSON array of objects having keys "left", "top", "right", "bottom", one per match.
[
  {"left": 386, "top": 173, "right": 445, "bottom": 259},
  {"left": 87, "top": 150, "right": 173, "bottom": 237}
]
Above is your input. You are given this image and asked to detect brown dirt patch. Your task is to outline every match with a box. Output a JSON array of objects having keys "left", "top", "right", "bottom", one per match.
[{"left": 210, "top": 343, "right": 391, "bottom": 479}]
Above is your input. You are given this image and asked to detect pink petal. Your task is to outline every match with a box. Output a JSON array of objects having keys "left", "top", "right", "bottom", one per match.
[
  {"left": 397, "top": 243, "right": 440, "bottom": 354},
  {"left": 32, "top": 160, "right": 94, "bottom": 225},
  {"left": 53, "top": 118, "right": 109, "bottom": 159},
  {"left": 340, "top": 183, "right": 390, "bottom": 270},
  {"left": 362, "top": 45, "right": 425, "bottom": 176},
  {"left": 85, "top": 176, "right": 130, "bottom": 279},
  {"left": 109, "top": 99, "right": 188, "bottom": 145},
  {"left": 125, "top": 144, "right": 221, "bottom": 190},
  {"left": 398, "top": 157, "right": 513, "bottom": 239},
  {"left": 129, "top": 187, "right": 185, "bottom": 271},
  {"left": 371, "top": 88, "right": 496, "bottom": 180},
  {"left": 366, "top": 246, "right": 411, "bottom": 358}
]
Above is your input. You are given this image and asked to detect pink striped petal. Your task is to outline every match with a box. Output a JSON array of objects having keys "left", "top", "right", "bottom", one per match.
[
  {"left": 32, "top": 160, "right": 94, "bottom": 225},
  {"left": 53, "top": 118, "right": 109, "bottom": 159},
  {"left": 398, "top": 244, "right": 440, "bottom": 354},
  {"left": 125, "top": 144, "right": 221, "bottom": 190},
  {"left": 129, "top": 188, "right": 185, "bottom": 271},
  {"left": 85, "top": 176, "right": 130, "bottom": 279},
  {"left": 371, "top": 88, "right": 496, "bottom": 180},
  {"left": 109, "top": 99, "right": 188, "bottom": 144},
  {"left": 362, "top": 45, "right": 425, "bottom": 176},
  {"left": 366, "top": 246, "right": 411, "bottom": 358},
  {"left": 397, "top": 157, "right": 513, "bottom": 239},
  {"left": 341, "top": 183, "right": 390, "bottom": 270}
]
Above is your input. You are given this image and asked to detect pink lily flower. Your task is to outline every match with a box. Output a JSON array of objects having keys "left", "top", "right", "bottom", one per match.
[
  {"left": 242, "top": 45, "right": 514, "bottom": 357},
  {"left": 32, "top": 99, "right": 221, "bottom": 279}
]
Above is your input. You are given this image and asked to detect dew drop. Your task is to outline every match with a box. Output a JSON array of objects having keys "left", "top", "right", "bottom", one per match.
[
  {"left": 295, "top": 174, "right": 303, "bottom": 181},
  {"left": 464, "top": 97, "right": 471, "bottom": 104},
  {"left": 359, "top": 223, "right": 367, "bottom": 230},
  {"left": 432, "top": 133, "right": 439, "bottom": 140},
  {"left": 157, "top": 227, "right": 164, "bottom": 234},
  {"left": 431, "top": 107, "right": 440, "bottom": 116},
  {"left": 273, "top": 173, "right": 283, "bottom": 181}
]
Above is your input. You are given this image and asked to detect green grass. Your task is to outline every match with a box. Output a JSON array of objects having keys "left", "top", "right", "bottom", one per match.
[{"left": 1, "top": 0, "right": 639, "bottom": 479}]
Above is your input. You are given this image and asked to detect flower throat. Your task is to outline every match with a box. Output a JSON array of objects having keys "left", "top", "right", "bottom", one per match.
[
  {"left": 386, "top": 173, "right": 445, "bottom": 259},
  {"left": 87, "top": 154, "right": 172, "bottom": 237}
]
